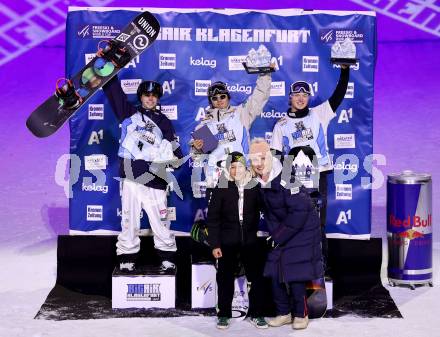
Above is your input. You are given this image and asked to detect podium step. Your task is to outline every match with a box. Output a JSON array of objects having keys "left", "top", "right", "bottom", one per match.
[
  {"left": 191, "top": 262, "right": 217, "bottom": 309},
  {"left": 112, "top": 265, "right": 176, "bottom": 309}
]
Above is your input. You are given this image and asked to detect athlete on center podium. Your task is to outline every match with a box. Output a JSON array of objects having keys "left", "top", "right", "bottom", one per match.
[{"left": 190, "top": 45, "right": 276, "bottom": 196}]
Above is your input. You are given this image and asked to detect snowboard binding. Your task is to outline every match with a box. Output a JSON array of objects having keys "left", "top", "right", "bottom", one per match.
[
  {"left": 98, "top": 40, "right": 131, "bottom": 68},
  {"left": 55, "top": 78, "right": 82, "bottom": 110}
]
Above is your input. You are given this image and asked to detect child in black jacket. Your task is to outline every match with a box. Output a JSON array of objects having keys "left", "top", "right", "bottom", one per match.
[{"left": 207, "top": 152, "right": 268, "bottom": 330}]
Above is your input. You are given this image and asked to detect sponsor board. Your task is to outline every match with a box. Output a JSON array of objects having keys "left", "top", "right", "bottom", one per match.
[
  {"left": 261, "top": 109, "right": 286, "bottom": 119},
  {"left": 228, "top": 83, "right": 252, "bottom": 94},
  {"left": 77, "top": 24, "right": 122, "bottom": 39},
  {"left": 121, "top": 79, "right": 142, "bottom": 94},
  {"left": 82, "top": 182, "right": 109, "bottom": 194},
  {"left": 87, "top": 205, "right": 103, "bottom": 221},
  {"left": 84, "top": 154, "right": 107, "bottom": 170},
  {"left": 320, "top": 29, "right": 364, "bottom": 44},
  {"left": 84, "top": 53, "right": 95, "bottom": 64},
  {"left": 161, "top": 105, "right": 178, "bottom": 120},
  {"left": 195, "top": 80, "right": 211, "bottom": 96},
  {"left": 191, "top": 264, "right": 217, "bottom": 309},
  {"left": 88, "top": 104, "right": 104, "bottom": 120},
  {"left": 190, "top": 56, "right": 216, "bottom": 68},
  {"left": 167, "top": 207, "right": 176, "bottom": 221},
  {"left": 302, "top": 56, "right": 319, "bottom": 72},
  {"left": 335, "top": 184, "right": 353, "bottom": 200},
  {"left": 228, "top": 55, "right": 246, "bottom": 71},
  {"left": 112, "top": 274, "right": 175, "bottom": 309},
  {"left": 270, "top": 81, "right": 286, "bottom": 96},
  {"left": 334, "top": 134, "right": 356, "bottom": 149},
  {"left": 333, "top": 162, "right": 358, "bottom": 173},
  {"left": 345, "top": 82, "right": 354, "bottom": 98},
  {"left": 159, "top": 53, "right": 177, "bottom": 69}
]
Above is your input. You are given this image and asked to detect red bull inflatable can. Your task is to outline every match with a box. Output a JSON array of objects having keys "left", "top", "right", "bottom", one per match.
[{"left": 387, "top": 170, "right": 433, "bottom": 288}]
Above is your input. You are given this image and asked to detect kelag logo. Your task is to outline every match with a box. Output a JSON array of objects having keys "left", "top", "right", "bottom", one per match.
[
  {"left": 227, "top": 83, "right": 252, "bottom": 94},
  {"left": 190, "top": 56, "right": 216, "bottom": 68},
  {"left": 261, "top": 109, "right": 286, "bottom": 119},
  {"left": 333, "top": 162, "right": 358, "bottom": 173},
  {"left": 320, "top": 29, "right": 364, "bottom": 43},
  {"left": 82, "top": 183, "right": 108, "bottom": 194}
]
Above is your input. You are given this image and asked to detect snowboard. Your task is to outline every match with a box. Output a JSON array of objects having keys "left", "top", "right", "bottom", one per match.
[
  {"left": 306, "top": 277, "right": 327, "bottom": 318},
  {"left": 231, "top": 275, "right": 249, "bottom": 321},
  {"left": 26, "top": 11, "right": 160, "bottom": 138}
]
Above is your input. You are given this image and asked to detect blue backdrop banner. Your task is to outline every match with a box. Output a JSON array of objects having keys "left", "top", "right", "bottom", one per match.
[{"left": 67, "top": 8, "right": 376, "bottom": 239}]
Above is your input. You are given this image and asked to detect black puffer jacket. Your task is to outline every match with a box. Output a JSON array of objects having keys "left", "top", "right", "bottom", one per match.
[
  {"left": 260, "top": 173, "right": 323, "bottom": 282},
  {"left": 207, "top": 175, "right": 261, "bottom": 248}
]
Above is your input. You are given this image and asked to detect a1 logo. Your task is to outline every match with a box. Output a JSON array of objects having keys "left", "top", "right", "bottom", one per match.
[
  {"left": 336, "top": 209, "right": 352, "bottom": 225},
  {"left": 162, "top": 79, "right": 176, "bottom": 95},
  {"left": 88, "top": 129, "right": 104, "bottom": 145}
]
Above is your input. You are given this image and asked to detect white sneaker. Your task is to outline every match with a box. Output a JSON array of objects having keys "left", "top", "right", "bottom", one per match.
[
  {"left": 292, "top": 316, "right": 309, "bottom": 330},
  {"left": 159, "top": 260, "right": 176, "bottom": 272},
  {"left": 119, "top": 261, "right": 135, "bottom": 272},
  {"left": 267, "top": 313, "right": 292, "bottom": 327}
]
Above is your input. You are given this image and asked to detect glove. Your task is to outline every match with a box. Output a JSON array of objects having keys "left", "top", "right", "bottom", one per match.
[{"left": 190, "top": 221, "right": 210, "bottom": 246}]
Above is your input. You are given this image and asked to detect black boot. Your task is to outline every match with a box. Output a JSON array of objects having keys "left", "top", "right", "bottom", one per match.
[{"left": 117, "top": 253, "right": 139, "bottom": 272}]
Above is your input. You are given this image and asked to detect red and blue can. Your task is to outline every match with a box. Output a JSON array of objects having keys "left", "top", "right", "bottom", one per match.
[{"left": 387, "top": 170, "right": 433, "bottom": 288}]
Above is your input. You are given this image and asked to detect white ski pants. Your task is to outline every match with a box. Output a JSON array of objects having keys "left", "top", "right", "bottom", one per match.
[{"left": 116, "top": 179, "right": 177, "bottom": 255}]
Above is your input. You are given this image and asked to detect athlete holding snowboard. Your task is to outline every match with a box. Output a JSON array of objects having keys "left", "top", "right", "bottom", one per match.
[{"left": 102, "top": 73, "right": 183, "bottom": 272}]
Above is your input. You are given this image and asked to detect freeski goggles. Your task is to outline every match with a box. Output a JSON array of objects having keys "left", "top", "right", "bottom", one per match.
[
  {"left": 211, "top": 94, "right": 228, "bottom": 101},
  {"left": 290, "top": 81, "right": 311, "bottom": 95},
  {"left": 208, "top": 81, "right": 230, "bottom": 97}
]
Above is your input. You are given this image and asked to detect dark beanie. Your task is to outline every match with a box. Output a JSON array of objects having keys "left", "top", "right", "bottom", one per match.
[{"left": 227, "top": 151, "right": 247, "bottom": 167}]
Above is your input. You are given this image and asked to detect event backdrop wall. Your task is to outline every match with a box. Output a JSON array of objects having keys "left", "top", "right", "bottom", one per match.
[{"left": 67, "top": 8, "right": 376, "bottom": 239}]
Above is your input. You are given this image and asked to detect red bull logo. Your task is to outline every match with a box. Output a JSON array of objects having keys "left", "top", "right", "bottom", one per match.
[
  {"left": 389, "top": 214, "right": 432, "bottom": 229},
  {"left": 396, "top": 229, "right": 425, "bottom": 240}
]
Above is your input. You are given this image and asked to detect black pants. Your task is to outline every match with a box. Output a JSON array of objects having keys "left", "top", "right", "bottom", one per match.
[
  {"left": 216, "top": 243, "right": 266, "bottom": 318},
  {"left": 272, "top": 280, "right": 307, "bottom": 317}
]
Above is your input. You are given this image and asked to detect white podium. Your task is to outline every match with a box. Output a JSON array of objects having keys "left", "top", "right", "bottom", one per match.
[
  {"left": 191, "top": 262, "right": 217, "bottom": 309},
  {"left": 112, "top": 266, "right": 176, "bottom": 309}
]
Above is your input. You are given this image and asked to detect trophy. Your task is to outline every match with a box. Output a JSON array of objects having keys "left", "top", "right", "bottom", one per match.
[
  {"left": 330, "top": 38, "right": 358, "bottom": 65},
  {"left": 242, "top": 44, "right": 277, "bottom": 74}
]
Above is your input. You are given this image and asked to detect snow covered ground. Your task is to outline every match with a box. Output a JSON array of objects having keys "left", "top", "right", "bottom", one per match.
[{"left": 0, "top": 240, "right": 438, "bottom": 337}]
